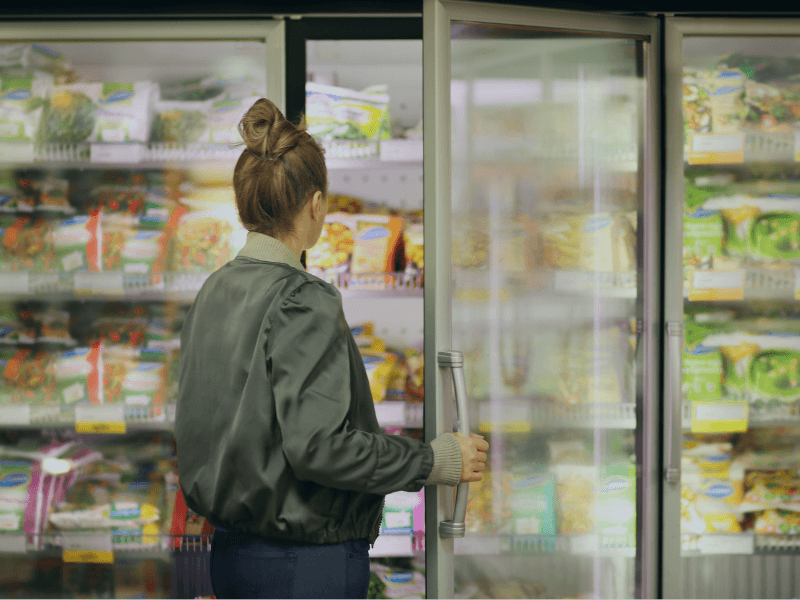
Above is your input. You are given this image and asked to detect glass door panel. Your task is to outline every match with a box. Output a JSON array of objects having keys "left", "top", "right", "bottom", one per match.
[
  {"left": 678, "top": 31, "right": 800, "bottom": 600},
  {"left": 449, "top": 23, "right": 646, "bottom": 600}
]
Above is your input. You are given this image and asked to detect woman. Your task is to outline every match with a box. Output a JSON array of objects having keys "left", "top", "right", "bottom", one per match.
[{"left": 175, "top": 98, "right": 489, "bottom": 599}]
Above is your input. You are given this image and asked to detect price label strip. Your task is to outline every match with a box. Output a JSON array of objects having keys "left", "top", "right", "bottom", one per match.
[
  {"left": 74, "top": 271, "right": 125, "bottom": 297},
  {"left": 0, "top": 272, "right": 30, "bottom": 295},
  {"left": 688, "top": 269, "right": 744, "bottom": 302},
  {"left": 691, "top": 401, "right": 749, "bottom": 433},
  {"left": 688, "top": 133, "right": 744, "bottom": 165},
  {"left": 90, "top": 143, "right": 143, "bottom": 164},
  {"left": 0, "top": 142, "right": 35, "bottom": 164},
  {"left": 699, "top": 534, "right": 754, "bottom": 555},
  {"left": 0, "top": 405, "right": 31, "bottom": 427},
  {"left": 62, "top": 532, "right": 113, "bottom": 563},
  {"left": 75, "top": 405, "right": 126, "bottom": 434}
]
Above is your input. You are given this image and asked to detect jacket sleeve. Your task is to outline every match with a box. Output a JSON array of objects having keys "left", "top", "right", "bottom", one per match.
[{"left": 268, "top": 280, "right": 434, "bottom": 495}]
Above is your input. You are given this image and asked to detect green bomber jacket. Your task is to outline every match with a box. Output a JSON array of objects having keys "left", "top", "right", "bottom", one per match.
[{"left": 175, "top": 231, "right": 461, "bottom": 546}]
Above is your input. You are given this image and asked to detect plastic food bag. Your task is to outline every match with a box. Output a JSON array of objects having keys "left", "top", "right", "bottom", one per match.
[
  {"left": 306, "top": 212, "right": 357, "bottom": 279},
  {"left": 50, "top": 212, "right": 101, "bottom": 273},
  {"left": 305, "top": 82, "right": 390, "bottom": 141},
  {"left": 41, "top": 82, "right": 152, "bottom": 143},
  {"left": 0, "top": 347, "right": 56, "bottom": 404},
  {"left": 170, "top": 209, "right": 235, "bottom": 272},
  {"left": 754, "top": 509, "right": 800, "bottom": 534},
  {"left": 1, "top": 215, "right": 53, "bottom": 272},
  {"left": 102, "top": 227, "right": 167, "bottom": 274},
  {"left": 36, "top": 177, "right": 74, "bottom": 214},
  {"left": 102, "top": 360, "right": 166, "bottom": 406},
  {"left": 680, "top": 466, "right": 744, "bottom": 534},
  {"left": 51, "top": 344, "right": 102, "bottom": 405},
  {"left": 361, "top": 351, "right": 396, "bottom": 403},
  {"left": 741, "top": 470, "right": 800, "bottom": 512},
  {"left": 351, "top": 216, "right": 402, "bottom": 274},
  {"left": 0, "top": 174, "right": 34, "bottom": 213},
  {"left": 403, "top": 220, "right": 424, "bottom": 274},
  {"left": 0, "top": 73, "right": 48, "bottom": 142}
]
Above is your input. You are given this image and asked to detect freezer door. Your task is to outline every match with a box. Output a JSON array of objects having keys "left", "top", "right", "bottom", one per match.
[{"left": 423, "top": 2, "right": 661, "bottom": 598}]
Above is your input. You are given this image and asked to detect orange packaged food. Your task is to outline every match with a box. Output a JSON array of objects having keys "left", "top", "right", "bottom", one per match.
[{"left": 351, "top": 216, "right": 402, "bottom": 274}]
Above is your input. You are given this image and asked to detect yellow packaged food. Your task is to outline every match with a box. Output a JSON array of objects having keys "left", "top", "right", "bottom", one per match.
[
  {"left": 405, "top": 347, "right": 424, "bottom": 403},
  {"left": 553, "top": 465, "right": 596, "bottom": 534},
  {"left": 541, "top": 215, "right": 581, "bottom": 270},
  {"left": 170, "top": 209, "right": 234, "bottom": 272},
  {"left": 361, "top": 351, "right": 396, "bottom": 403},
  {"left": 328, "top": 194, "right": 363, "bottom": 214},
  {"left": 741, "top": 470, "right": 800, "bottom": 512},
  {"left": 403, "top": 221, "right": 424, "bottom": 273},
  {"left": 306, "top": 212, "right": 356, "bottom": 278},
  {"left": 579, "top": 213, "right": 637, "bottom": 272},
  {"left": 351, "top": 216, "right": 402, "bottom": 274},
  {"left": 386, "top": 350, "right": 408, "bottom": 401},
  {"left": 680, "top": 465, "right": 744, "bottom": 534},
  {"left": 754, "top": 509, "right": 800, "bottom": 535}
]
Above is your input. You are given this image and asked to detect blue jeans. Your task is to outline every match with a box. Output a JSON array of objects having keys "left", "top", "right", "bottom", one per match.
[{"left": 209, "top": 529, "right": 371, "bottom": 599}]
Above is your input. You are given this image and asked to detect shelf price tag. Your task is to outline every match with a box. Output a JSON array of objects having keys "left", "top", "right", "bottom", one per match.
[
  {"left": 691, "top": 401, "right": 749, "bottom": 433},
  {"left": 699, "top": 534, "right": 754, "bottom": 555},
  {"left": 0, "top": 272, "right": 30, "bottom": 295},
  {"left": 62, "top": 532, "right": 113, "bottom": 563},
  {"left": 0, "top": 405, "right": 31, "bottom": 426},
  {"left": 90, "top": 143, "right": 143, "bottom": 164},
  {"left": 0, "top": 142, "right": 34, "bottom": 164},
  {"left": 688, "top": 133, "right": 744, "bottom": 165},
  {"left": 688, "top": 270, "right": 744, "bottom": 301},
  {"left": 74, "top": 272, "right": 125, "bottom": 296},
  {"left": 75, "top": 405, "right": 126, "bottom": 434}
]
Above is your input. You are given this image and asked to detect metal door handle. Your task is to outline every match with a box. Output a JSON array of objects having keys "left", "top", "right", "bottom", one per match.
[
  {"left": 665, "top": 322, "right": 683, "bottom": 485},
  {"left": 438, "top": 350, "right": 470, "bottom": 538}
]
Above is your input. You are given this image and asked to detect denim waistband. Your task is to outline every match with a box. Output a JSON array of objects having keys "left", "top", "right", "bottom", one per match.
[{"left": 212, "top": 527, "right": 369, "bottom": 553}]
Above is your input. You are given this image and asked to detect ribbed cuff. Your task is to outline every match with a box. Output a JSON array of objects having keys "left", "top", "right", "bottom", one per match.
[{"left": 426, "top": 433, "right": 461, "bottom": 487}]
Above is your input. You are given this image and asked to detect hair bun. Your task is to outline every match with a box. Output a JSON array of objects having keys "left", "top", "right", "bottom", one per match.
[{"left": 239, "top": 98, "right": 306, "bottom": 161}]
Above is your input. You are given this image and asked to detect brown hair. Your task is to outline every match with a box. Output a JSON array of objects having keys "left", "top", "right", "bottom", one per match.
[{"left": 234, "top": 98, "right": 327, "bottom": 238}]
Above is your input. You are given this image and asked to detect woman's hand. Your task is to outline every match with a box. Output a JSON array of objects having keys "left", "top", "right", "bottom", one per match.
[{"left": 454, "top": 432, "right": 489, "bottom": 483}]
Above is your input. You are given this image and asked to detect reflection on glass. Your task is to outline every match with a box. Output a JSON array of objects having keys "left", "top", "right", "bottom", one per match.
[{"left": 450, "top": 24, "right": 644, "bottom": 599}]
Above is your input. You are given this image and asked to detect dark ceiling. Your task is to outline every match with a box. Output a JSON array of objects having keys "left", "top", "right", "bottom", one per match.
[{"left": 2, "top": 0, "right": 799, "bottom": 19}]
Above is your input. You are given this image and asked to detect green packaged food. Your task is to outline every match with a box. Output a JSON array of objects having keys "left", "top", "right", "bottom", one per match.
[
  {"left": 0, "top": 73, "right": 47, "bottom": 141},
  {"left": 306, "top": 82, "right": 390, "bottom": 141},
  {"left": 51, "top": 213, "right": 101, "bottom": 273},
  {"left": 51, "top": 345, "right": 102, "bottom": 405}
]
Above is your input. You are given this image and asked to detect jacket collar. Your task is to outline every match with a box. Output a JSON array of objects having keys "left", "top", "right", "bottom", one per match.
[{"left": 237, "top": 231, "right": 305, "bottom": 271}]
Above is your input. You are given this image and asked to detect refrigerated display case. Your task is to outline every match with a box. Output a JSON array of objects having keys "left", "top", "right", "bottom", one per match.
[{"left": 665, "top": 19, "right": 800, "bottom": 600}]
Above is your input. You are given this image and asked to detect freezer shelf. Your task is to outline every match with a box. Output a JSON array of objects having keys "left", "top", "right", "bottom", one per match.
[
  {"left": 0, "top": 402, "right": 421, "bottom": 430},
  {"left": 684, "top": 267, "right": 799, "bottom": 302},
  {"left": 0, "top": 271, "right": 424, "bottom": 302},
  {"left": 477, "top": 400, "right": 637, "bottom": 432},
  {"left": 681, "top": 401, "right": 800, "bottom": 429},
  {"left": 454, "top": 534, "right": 635, "bottom": 557},
  {"left": 682, "top": 533, "right": 800, "bottom": 556},
  {"left": 454, "top": 270, "right": 637, "bottom": 300},
  {"left": 0, "top": 404, "right": 174, "bottom": 430}
]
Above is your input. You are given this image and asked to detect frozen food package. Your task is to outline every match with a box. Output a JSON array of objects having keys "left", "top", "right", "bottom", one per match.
[
  {"left": 557, "top": 324, "right": 627, "bottom": 404},
  {"left": 90, "top": 185, "right": 149, "bottom": 222},
  {"left": 740, "top": 470, "right": 800, "bottom": 512},
  {"left": 682, "top": 322, "right": 725, "bottom": 403},
  {"left": 150, "top": 100, "right": 210, "bottom": 143},
  {"left": 703, "top": 331, "right": 800, "bottom": 406},
  {"left": 403, "top": 220, "right": 424, "bottom": 274},
  {"left": 683, "top": 206, "right": 725, "bottom": 273},
  {"left": 50, "top": 212, "right": 101, "bottom": 273},
  {"left": 41, "top": 82, "right": 152, "bottom": 143},
  {"left": 50, "top": 344, "right": 102, "bottom": 405},
  {"left": 91, "top": 316, "right": 148, "bottom": 349},
  {"left": 350, "top": 215, "right": 403, "bottom": 274},
  {"left": 0, "top": 305, "right": 36, "bottom": 344},
  {"left": 702, "top": 195, "right": 800, "bottom": 265},
  {"left": 205, "top": 94, "right": 260, "bottom": 144},
  {"left": 1, "top": 215, "right": 53, "bottom": 272},
  {"left": 328, "top": 194, "right": 363, "bottom": 214},
  {"left": 509, "top": 469, "right": 556, "bottom": 536},
  {"left": 465, "top": 470, "right": 495, "bottom": 533},
  {"left": 381, "top": 491, "right": 418, "bottom": 535},
  {"left": 683, "top": 68, "right": 712, "bottom": 146},
  {"left": 404, "top": 347, "right": 424, "bottom": 403},
  {"left": 386, "top": 350, "right": 408, "bottom": 401},
  {"left": 578, "top": 213, "right": 637, "bottom": 272},
  {"left": 0, "top": 173, "right": 34, "bottom": 213},
  {"left": 541, "top": 214, "right": 581, "bottom": 270},
  {"left": 103, "top": 360, "right": 166, "bottom": 406},
  {"left": 361, "top": 351, "right": 396, "bottom": 403},
  {"left": 0, "top": 73, "right": 48, "bottom": 142},
  {"left": 0, "top": 460, "right": 34, "bottom": 532},
  {"left": 707, "top": 69, "right": 747, "bottom": 134},
  {"left": 0, "top": 347, "right": 56, "bottom": 404},
  {"left": 306, "top": 212, "right": 357, "bottom": 278},
  {"left": 553, "top": 465, "right": 595, "bottom": 534},
  {"left": 743, "top": 80, "right": 800, "bottom": 131},
  {"left": 170, "top": 209, "right": 235, "bottom": 272},
  {"left": 36, "top": 176, "right": 74, "bottom": 214},
  {"left": 754, "top": 509, "right": 800, "bottom": 534},
  {"left": 680, "top": 465, "right": 744, "bottom": 534},
  {"left": 305, "top": 82, "right": 390, "bottom": 141},
  {"left": 102, "top": 226, "right": 167, "bottom": 274},
  {"left": 0, "top": 44, "right": 74, "bottom": 83},
  {"left": 596, "top": 465, "right": 637, "bottom": 538}
]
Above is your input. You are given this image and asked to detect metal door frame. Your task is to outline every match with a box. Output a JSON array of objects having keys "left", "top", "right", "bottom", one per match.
[{"left": 424, "top": 1, "right": 661, "bottom": 597}]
